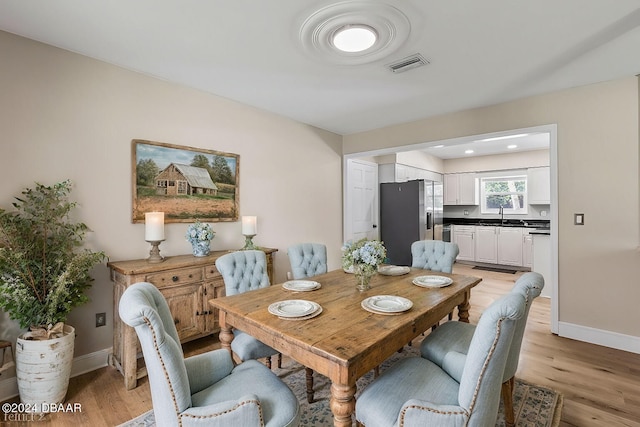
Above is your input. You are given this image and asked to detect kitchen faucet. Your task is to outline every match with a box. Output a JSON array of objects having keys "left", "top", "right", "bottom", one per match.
[{"left": 499, "top": 205, "right": 505, "bottom": 225}]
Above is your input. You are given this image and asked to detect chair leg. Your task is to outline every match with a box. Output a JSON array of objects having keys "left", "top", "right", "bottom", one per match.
[
  {"left": 305, "top": 367, "right": 314, "bottom": 403},
  {"left": 501, "top": 377, "right": 515, "bottom": 427},
  {"left": 374, "top": 366, "right": 380, "bottom": 377},
  {"left": 278, "top": 353, "right": 282, "bottom": 369},
  {"left": 265, "top": 356, "right": 272, "bottom": 369}
]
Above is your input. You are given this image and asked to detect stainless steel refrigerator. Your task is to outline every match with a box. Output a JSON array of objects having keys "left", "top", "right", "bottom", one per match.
[{"left": 380, "top": 179, "right": 443, "bottom": 266}]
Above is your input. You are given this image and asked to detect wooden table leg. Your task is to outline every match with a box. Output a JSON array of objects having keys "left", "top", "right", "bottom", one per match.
[
  {"left": 458, "top": 290, "right": 471, "bottom": 323},
  {"left": 329, "top": 382, "right": 356, "bottom": 427},
  {"left": 218, "top": 311, "right": 234, "bottom": 355}
]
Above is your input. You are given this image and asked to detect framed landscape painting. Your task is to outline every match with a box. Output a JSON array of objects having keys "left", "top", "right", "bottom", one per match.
[{"left": 132, "top": 139, "right": 240, "bottom": 223}]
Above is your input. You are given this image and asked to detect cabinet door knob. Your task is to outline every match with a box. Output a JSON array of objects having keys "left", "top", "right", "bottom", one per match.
[
  {"left": 174, "top": 318, "right": 180, "bottom": 325},
  {"left": 172, "top": 276, "right": 179, "bottom": 282}
]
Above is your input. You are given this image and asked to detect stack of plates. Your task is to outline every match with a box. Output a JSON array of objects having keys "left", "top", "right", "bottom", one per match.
[
  {"left": 412, "top": 275, "right": 453, "bottom": 288},
  {"left": 378, "top": 265, "right": 411, "bottom": 276},
  {"left": 282, "top": 280, "right": 321, "bottom": 292},
  {"left": 268, "top": 299, "right": 322, "bottom": 320},
  {"left": 361, "top": 295, "right": 413, "bottom": 315}
]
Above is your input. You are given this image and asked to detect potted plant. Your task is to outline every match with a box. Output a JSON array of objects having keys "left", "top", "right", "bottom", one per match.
[{"left": 0, "top": 180, "right": 106, "bottom": 408}]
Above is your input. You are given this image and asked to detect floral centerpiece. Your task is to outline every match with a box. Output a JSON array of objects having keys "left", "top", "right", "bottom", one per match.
[
  {"left": 341, "top": 238, "right": 387, "bottom": 291},
  {"left": 186, "top": 221, "right": 215, "bottom": 257}
]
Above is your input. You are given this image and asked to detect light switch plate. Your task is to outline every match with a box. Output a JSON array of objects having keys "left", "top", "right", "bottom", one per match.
[{"left": 574, "top": 213, "right": 584, "bottom": 225}]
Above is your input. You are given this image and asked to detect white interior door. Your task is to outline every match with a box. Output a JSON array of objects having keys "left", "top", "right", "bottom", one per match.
[{"left": 345, "top": 159, "right": 378, "bottom": 242}]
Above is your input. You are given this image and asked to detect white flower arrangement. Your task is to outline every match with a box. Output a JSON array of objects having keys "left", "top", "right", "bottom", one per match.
[
  {"left": 185, "top": 221, "right": 215, "bottom": 245},
  {"left": 341, "top": 238, "right": 387, "bottom": 276}
]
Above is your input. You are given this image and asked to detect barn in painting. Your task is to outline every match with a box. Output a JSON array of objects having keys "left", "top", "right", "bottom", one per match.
[{"left": 155, "top": 163, "right": 218, "bottom": 196}]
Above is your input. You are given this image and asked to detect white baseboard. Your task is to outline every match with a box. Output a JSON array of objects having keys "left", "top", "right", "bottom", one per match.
[
  {"left": 0, "top": 347, "right": 112, "bottom": 402},
  {"left": 558, "top": 322, "right": 640, "bottom": 354}
]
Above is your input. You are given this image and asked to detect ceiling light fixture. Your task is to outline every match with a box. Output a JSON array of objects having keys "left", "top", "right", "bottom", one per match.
[
  {"left": 507, "top": 144, "right": 518, "bottom": 149},
  {"left": 479, "top": 133, "right": 530, "bottom": 142},
  {"left": 332, "top": 25, "right": 377, "bottom": 52},
  {"left": 465, "top": 149, "right": 474, "bottom": 154},
  {"left": 297, "top": 2, "right": 411, "bottom": 65}
]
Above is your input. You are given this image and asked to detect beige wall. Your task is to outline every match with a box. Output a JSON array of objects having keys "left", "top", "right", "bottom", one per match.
[
  {"left": 345, "top": 77, "right": 640, "bottom": 339},
  {"left": 0, "top": 31, "right": 344, "bottom": 357}
]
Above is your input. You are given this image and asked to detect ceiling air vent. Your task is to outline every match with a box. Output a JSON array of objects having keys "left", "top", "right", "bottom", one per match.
[{"left": 387, "top": 54, "right": 429, "bottom": 73}]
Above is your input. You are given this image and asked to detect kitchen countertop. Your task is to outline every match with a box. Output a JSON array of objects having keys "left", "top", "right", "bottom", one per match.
[{"left": 444, "top": 217, "right": 550, "bottom": 232}]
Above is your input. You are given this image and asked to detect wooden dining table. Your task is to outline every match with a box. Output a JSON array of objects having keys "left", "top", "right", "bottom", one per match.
[{"left": 209, "top": 267, "right": 482, "bottom": 427}]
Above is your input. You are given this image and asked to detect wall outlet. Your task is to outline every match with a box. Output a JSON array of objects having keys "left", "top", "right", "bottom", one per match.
[
  {"left": 286, "top": 271, "right": 293, "bottom": 280},
  {"left": 464, "top": 210, "right": 469, "bottom": 215},
  {"left": 96, "top": 312, "right": 106, "bottom": 327}
]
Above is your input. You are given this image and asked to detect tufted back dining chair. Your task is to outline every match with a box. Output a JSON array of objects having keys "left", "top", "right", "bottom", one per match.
[
  {"left": 286, "top": 242, "right": 328, "bottom": 403},
  {"left": 412, "top": 240, "right": 460, "bottom": 327},
  {"left": 215, "top": 250, "right": 280, "bottom": 368},
  {"left": 411, "top": 240, "right": 459, "bottom": 273},
  {"left": 420, "top": 271, "right": 544, "bottom": 427},
  {"left": 287, "top": 243, "right": 327, "bottom": 279},
  {"left": 119, "top": 282, "right": 300, "bottom": 427},
  {"left": 355, "top": 292, "right": 525, "bottom": 427}
]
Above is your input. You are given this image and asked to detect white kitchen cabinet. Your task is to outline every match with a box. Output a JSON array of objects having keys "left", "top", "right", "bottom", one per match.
[
  {"left": 528, "top": 167, "right": 550, "bottom": 204},
  {"left": 532, "top": 233, "right": 551, "bottom": 298},
  {"left": 452, "top": 225, "right": 475, "bottom": 261},
  {"left": 475, "top": 226, "right": 524, "bottom": 266},
  {"left": 522, "top": 230, "right": 533, "bottom": 268},
  {"left": 497, "top": 227, "right": 523, "bottom": 266},
  {"left": 475, "top": 226, "right": 498, "bottom": 264},
  {"left": 444, "top": 173, "right": 478, "bottom": 205}
]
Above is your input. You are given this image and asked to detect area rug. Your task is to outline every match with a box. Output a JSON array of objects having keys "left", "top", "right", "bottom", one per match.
[{"left": 120, "top": 347, "right": 562, "bottom": 427}]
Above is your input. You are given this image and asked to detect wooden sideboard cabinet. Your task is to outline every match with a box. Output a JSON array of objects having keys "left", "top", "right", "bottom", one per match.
[{"left": 107, "top": 248, "right": 277, "bottom": 390}]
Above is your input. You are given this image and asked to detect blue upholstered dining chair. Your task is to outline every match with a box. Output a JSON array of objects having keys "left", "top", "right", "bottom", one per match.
[
  {"left": 287, "top": 243, "right": 328, "bottom": 279},
  {"left": 419, "top": 271, "right": 544, "bottom": 427},
  {"left": 411, "top": 240, "right": 460, "bottom": 326},
  {"left": 411, "top": 240, "right": 459, "bottom": 273},
  {"left": 119, "top": 282, "right": 300, "bottom": 427},
  {"left": 287, "top": 242, "right": 327, "bottom": 403},
  {"left": 215, "top": 250, "right": 281, "bottom": 368},
  {"left": 355, "top": 292, "right": 526, "bottom": 427}
]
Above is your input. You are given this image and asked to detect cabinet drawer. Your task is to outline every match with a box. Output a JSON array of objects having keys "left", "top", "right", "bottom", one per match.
[
  {"left": 146, "top": 267, "right": 203, "bottom": 288},
  {"left": 204, "top": 264, "right": 221, "bottom": 279}
]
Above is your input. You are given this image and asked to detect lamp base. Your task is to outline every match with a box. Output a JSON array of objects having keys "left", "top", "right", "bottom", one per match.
[
  {"left": 242, "top": 234, "right": 258, "bottom": 250},
  {"left": 146, "top": 240, "right": 165, "bottom": 263}
]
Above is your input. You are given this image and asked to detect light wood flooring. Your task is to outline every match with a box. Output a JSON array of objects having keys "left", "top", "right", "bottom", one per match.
[{"left": 2, "top": 265, "right": 639, "bottom": 426}]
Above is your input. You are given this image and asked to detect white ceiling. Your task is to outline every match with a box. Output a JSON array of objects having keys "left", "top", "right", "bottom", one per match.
[{"left": 1, "top": 0, "right": 639, "bottom": 142}]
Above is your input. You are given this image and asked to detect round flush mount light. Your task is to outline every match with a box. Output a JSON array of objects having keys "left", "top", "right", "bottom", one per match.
[
  {"left": 332, "top": 25, "right": 378, "bottom": 52},
  {"left": 298, "top": 1, "right": 411, "bottom": 65}
]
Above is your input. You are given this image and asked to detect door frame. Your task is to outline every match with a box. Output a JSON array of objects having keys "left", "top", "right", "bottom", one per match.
[{"left": 342, "top": 123, "right": 559, "bottom": 333}]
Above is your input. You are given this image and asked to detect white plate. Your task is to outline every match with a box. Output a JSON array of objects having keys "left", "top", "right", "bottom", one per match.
[
  {"left": 378, "top": 265, "right": 411, "bottom": 276},
  {"left": 282, "top": 280, "right": 321, "bottom": 292},
  {"left": 412, "top": 275, "right": 453, "bottom": 288},
  {"left": 268, "top": 300, "right": 319, "bottom": 318},
  {"left": 361, "top": 295, "right": 413, "bottom": 314},
  {"left": 279, "top": 305, "right": 323, "bottom": 321}
]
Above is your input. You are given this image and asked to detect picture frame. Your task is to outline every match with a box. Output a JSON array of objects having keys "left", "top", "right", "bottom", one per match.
[{"left": 132, "top": 139, "right": 240, "bottom": 223}]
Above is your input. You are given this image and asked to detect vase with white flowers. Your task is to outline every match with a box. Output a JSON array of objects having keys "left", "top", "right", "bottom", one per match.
[
  {"left": 341, "top": 238, "right": 387, "bottom": 291},
  {"left": 186, "top": 221, "right": 215, "bottom": 257}
]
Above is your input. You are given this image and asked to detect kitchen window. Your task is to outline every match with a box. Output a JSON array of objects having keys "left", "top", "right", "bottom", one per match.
[{"left": 480, "top": 175, "right": 528, "bottom": 214}]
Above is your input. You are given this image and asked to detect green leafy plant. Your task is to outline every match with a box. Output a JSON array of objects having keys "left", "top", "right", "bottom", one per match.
[{"left": 0, "top": 180, "right": 106, "bottom": 331}]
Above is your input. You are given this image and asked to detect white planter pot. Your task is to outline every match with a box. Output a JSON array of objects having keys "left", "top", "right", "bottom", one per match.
[{"left": 15, "top": 325, "right": 75, "bottom": 409}]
